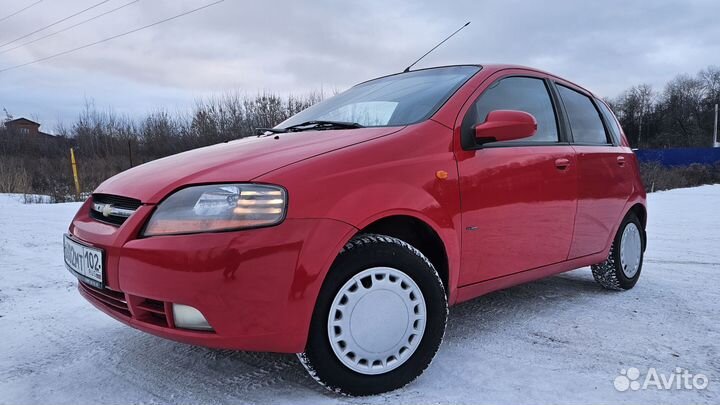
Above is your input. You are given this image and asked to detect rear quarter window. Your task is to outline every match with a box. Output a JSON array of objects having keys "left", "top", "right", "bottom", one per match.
[{"left": 596, "top": 100, "right": 622, "bottom": 145}]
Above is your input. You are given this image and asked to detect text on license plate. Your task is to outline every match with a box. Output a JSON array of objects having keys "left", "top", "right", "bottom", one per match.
[{"left": 63, "top": 235, "right": 103, "bottom": 285}]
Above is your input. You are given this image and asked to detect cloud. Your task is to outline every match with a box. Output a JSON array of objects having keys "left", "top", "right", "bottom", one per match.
[{"left": 1, "top": 0, "right": 718, "bottom": 130}]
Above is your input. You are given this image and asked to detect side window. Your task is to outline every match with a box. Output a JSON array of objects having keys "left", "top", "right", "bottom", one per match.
[
  {"left": 462, "top": 77, "right": 559, "bottom": 147},
  {"left": 597, "top": 100, "right": 621, "bottom": 145},
  {"left": 556, "top": 85, "right": 608, "bottom": 144}
]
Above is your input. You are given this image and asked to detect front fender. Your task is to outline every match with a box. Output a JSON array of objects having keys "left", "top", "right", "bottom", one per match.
[
  {"left": 297, "top": 182, "right": 462, "bottom": 305},
  {"left": 349, "top": 205, "right": 462, "bottom": 303},
  {"left": 256, "top": 122, "right": 462, "bottom": 302}
]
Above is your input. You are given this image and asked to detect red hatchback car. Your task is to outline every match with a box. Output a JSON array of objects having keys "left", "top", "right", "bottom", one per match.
[{"left": 64, "top": 64, "right": 647, "bottom": 395}]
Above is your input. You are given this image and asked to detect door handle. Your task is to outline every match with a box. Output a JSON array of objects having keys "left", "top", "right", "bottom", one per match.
[
  {"left": 617, "top": 156, "right": 626, "bottom": 166},
  {"left": 554, "top": 158, "right": 571, "bottom": 170}
]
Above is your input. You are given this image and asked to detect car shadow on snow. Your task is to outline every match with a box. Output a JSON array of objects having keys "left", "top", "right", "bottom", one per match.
[
  {"left": 450, "top": 268, "right": 610, "bottom": 317},
  {"left": 446, "top": 268, "right": 611, "bottom": 338}
]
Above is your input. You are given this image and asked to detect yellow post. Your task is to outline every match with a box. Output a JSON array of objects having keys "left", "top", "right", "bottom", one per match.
[{"left": 70, "top": 148, "right": 81, "bottom": 198}]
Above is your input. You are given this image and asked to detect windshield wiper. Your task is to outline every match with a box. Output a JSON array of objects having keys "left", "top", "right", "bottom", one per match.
[
  {"left": 284, "top": 120, "right": 364, "bottom": 131},
  {"left": 255, "top": 120, "right": 364, "bottom": 136}
]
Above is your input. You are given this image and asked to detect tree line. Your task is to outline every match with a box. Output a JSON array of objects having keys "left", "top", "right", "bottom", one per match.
[{"left": 607, "top": 65, "right": 720, "bottom": 148}]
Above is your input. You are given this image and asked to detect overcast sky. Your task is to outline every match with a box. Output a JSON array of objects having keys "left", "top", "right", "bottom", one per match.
[{"left": 0, "top": 0, "right": 718, "bottom": 132}]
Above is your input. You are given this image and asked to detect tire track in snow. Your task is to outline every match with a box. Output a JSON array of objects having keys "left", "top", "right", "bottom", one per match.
[{"left": 644, "top": 259, "right": 720, "bottom": 266}]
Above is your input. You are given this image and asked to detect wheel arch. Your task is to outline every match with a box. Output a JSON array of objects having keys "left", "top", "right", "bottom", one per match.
[
  {"left": 356, "top": 214, "right": 451, "bottom": 299},
  {"left": 628, "top": 203, "right": 647, "bottom": 230},
  {"left": 627, "top": 202, "right": 647, "bottom": 252}
]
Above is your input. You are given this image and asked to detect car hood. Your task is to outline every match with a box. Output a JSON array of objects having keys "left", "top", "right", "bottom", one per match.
[{"left": 94, "top": 126, "right": 404, "bottom": 203}]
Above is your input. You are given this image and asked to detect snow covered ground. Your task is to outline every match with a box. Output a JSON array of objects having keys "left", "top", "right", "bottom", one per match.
[{"left": 0, "top": 186, "right": 718, "bottom": 404}]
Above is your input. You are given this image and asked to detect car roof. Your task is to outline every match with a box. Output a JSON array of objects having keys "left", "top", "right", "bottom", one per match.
[
  {"left": 356, "top": 64, "right": 599, "bottom": 100},
  {"left": 480, "top": 64, "right": 600, "bottom": 98}
]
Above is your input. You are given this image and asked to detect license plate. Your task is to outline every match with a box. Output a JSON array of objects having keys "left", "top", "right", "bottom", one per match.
[{"left": 63, "top": 234, "right": 104, "bottom": 288}]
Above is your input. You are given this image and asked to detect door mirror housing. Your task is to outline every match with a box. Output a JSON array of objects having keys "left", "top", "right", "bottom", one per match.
[{"left": 474, "top": 110, "right": 537, "bottom": 144}]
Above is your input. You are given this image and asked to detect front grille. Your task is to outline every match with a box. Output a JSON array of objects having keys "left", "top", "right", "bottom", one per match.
[
  {"left": 89, "top": 193, "right": 141, "bottom": 226},
  {"left": 79, "top": 282, "right": 131, "bottom": 317},
  {"left": 79, "top": 281, "right": 171, "bottom": 328}
]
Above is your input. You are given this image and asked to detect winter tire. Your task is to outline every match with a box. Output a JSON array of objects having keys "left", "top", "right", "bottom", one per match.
[
  {"left": 591, "top": 212, "right": 645, "bottom": 290},
  {"left": 297, "top": 233, "right": 447, "bottom": 396}
]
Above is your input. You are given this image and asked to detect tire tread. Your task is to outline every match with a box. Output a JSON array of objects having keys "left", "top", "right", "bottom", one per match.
[{"left": 591, "top": 242, "right": 624, "bottom": 290}]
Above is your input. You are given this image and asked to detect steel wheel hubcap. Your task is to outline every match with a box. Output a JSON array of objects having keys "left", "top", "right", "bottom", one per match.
[
  {"left": 620, "top": 222, "right": 642, "bottom": 278},
  {"left": 327, "top": 267, "right": 426, "bottom": 375}
]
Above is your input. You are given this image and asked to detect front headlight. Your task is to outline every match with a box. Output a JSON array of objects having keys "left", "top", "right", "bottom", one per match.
[{"left": 143, "top": 183, "right": 287, "bottom": 236}]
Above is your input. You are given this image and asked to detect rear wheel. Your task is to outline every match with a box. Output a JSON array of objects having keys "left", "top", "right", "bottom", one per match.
[
  {"left": 298, "top": 234, "right": 447, "bottom": 396},
  {"left": 591, "top": 213, "right": 645, "bottom": 290}
]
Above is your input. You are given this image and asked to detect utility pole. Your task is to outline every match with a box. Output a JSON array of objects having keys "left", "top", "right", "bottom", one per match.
[
  {"left": 714, "top": 103, "right": 719, "bottom": 148},
  {"left": 70, "top": 148, "right": 81, "bottom": 199}
]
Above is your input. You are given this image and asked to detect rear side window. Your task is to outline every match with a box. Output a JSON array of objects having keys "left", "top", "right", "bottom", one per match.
[
  {"left": 556, "top": 85, "right": 608, "bottom": 144},
  {"left": 463, "top": 77, "right": 559, "bottom": 145},
  {"left": 596, "top": 100, "right": 621, "bottom": 145}
]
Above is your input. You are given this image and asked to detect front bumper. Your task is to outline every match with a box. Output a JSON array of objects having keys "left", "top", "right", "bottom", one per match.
[{"left": 68, "top": 198, "right": 356, "bottom": 353}]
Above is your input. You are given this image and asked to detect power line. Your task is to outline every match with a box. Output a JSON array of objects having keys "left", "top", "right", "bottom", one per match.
[
  {"left": 0, "top": 0, "right": 140, "bottom": 56},
  {"left": 0, "top": 0, "right": 112, "bottom": 48},
  {"left": 0, "top": 0, "right": 43, "bottom": 23},
  {"left": 0, "top": 0, "right": 225, "bottom": 74}
]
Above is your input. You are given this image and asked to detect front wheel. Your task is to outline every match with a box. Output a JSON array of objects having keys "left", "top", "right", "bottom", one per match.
[
  {"left": 591, "top": 213, "right": 645, "bottom": 290},
  {"left": 298, "top": 234, "right": 447, "bottom": 396}
]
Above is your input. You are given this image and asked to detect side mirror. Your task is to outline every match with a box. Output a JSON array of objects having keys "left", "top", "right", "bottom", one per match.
[{"left": 474, "top": 110, "right": 537, "bottom": 144}]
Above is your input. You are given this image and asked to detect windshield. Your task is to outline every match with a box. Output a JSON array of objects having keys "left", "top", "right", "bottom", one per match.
[{"left": 277, "top": 65, "right": 480, "bottom": 129}]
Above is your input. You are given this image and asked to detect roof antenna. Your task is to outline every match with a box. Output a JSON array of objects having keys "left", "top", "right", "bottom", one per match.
[{"left": 403, "top": 21, "right": 470, "bottom": 73}]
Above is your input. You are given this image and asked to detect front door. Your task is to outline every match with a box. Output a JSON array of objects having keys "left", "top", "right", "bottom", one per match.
[{"left": 456, "top": 75, "right": 579, "bottom": 286}]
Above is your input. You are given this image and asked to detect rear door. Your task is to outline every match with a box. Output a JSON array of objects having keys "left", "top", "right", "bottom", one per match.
[
  {"left": 456, "top": 74, "right": 579, "bottom": 286},
  {"left": 553, "top": 83, "right": 634, "bottom": 258}
]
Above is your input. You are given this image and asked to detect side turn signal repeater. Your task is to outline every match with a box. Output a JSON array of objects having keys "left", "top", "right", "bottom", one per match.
[{"left": 436, "top": 170, "right": 448, "bottom": 180}]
